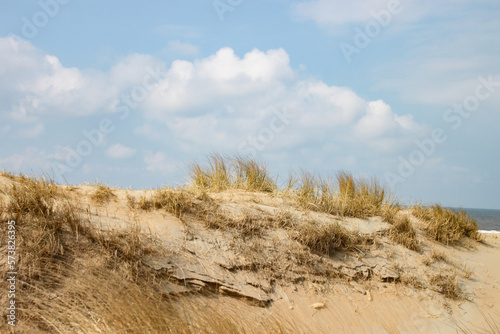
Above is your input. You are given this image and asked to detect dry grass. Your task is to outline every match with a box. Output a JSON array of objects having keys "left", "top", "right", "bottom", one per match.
[
  {"left": 187, "top": 156, "right": 412, "bottom": 253},
  {"left": 204, "top": 212, "right": 266, "bottom": 237},
  {"left": 336, "top": 173, "right": 385, "bottom": 217},
  {"left": 126, "top": 192, "right": 136, "bottom": 208},
  {"left": 2, "top": 175, "right": 74, "bottom": 280},
  {"left": 422, "top": 250, "right": 448, "bottom": 266},
  {"left": 90, "top": 182, "right": 116, "bottom": 204},
  {"left": 189, "top": 153, "right": 231, "bottom": 191},
  {"left": 291, "top": 221, "right": 369, "bottom": 256},
  {"left": 388, "top": 216, "right": 421, "bottom": 252},
  {"left": 430, "top": 250, "right": 448, "bottom": 262},
  {"left": 188, "top": 156, "right": 422, "bottom": 253},
  {"left": 136, "top": 188, "right": 196, "bottom": 218},
  {"left": 0, "top": 173, "right": 304, "bottom": 333},
  {"left": 380, "top": 202, "right": 403, "bottom": 225},
  {"left": 293, "top": 171, "right": 389, "bottom": 219},
  {"left": 0, "top": 174, "right": 160, "bottom": 333},
  {"left": 16, "top": 266, "right": 300, "bottom": 334},
  {"left": 136, "top": 188, "right": 266, "bottom": 237},
  {"left": 456, "top": 312, "right": 500, "bottom": 334},
  {"left": 429, "top": 272, "right": 462, "bottom": 300},
  {"left": 268, "top": 209, "right": 296, "bottom": 229},
  {"left": 137, "top": 182, "right": 370, "bottom": 256},
  {"left": 189, "top": 154, "right": 276, "bottom": 193},
  {"left": 193, "top": 194, "right": 273, "bottom": 237},
  {"left": 422, "top": 256, "right": 433, "bottom": 266},
  {"left": 412, "top": 204, "right": 481, "bottom": 244},
  {"left": 461, "top": 264, "right": 473, "bottom": 279},
  {"left": 0, "top": 170, "right": 17, "bottom": 180},
  {"left": 0, "top": 162, "right": 492, "bottom": 333},
  {"left": 233, "top": 155, "right": 276, "bottom": 192},
  {"left": 1, "top": 175, "right": 152, "bottom": 277},
  {"left": 290, "top": 172, "right": 422, "bottom": 251},
  {"left": 400, "top": 272, "right": 425, "bottom": 289}
]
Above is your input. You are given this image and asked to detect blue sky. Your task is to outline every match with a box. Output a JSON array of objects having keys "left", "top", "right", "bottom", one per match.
[{"left": 1, "top": 0, "right": 499, "bottom": 209}]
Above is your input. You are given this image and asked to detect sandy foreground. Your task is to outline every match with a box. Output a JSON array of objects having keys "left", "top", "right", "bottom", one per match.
[
  {"left": 267, "top": 234, "right": 500, "bottom": 333},
  {"left": 1, "top": 176, "right": 499, "bottom": 333}
]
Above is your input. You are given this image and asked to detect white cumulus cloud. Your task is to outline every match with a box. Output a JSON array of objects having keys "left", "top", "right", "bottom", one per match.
[
  {"left": 136, "top": 47, "right": 424, "bottom": 154},
  {"left": 0, "top": 37, "right": 165, "bottom": 122},
  {"left": 144, "top": 47, "right": 294, "bottom": 116},
  {"left": 0, "top": 37, "right": 426, "bottom": 173}
]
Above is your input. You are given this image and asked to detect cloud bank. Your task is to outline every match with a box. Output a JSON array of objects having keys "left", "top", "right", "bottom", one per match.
[{"left": 0, "top": 36, "right": 425, "bottom": 179}]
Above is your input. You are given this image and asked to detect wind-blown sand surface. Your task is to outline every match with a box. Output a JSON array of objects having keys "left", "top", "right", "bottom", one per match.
[
  {"left": 267, "top": 234, "right": 500, "bottom": 333},
  {"left": 1, "top": 175, "right": 499, "bottom": 333}
]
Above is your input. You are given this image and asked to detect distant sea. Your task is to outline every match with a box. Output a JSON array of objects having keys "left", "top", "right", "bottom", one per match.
[{"left": 452, "top": 208, "right": 500, "bottom": 233}]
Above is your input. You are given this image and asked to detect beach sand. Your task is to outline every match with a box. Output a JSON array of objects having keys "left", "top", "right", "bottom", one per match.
[{"left": 264, "top": 234, "right": 500, "bottom": 333}]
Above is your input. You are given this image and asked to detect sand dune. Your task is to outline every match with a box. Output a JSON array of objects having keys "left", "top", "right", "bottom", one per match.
[{"left": 1, "top": 172, "right": 499, "bottom": 333}]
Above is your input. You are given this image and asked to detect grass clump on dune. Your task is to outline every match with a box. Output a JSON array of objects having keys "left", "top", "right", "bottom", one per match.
[
  {"left": 189, "top": 153, "right": 276, "bottom": 193},
  {"left": 429, "top": 272, "right": 462, "bottom": 300},
  {"left": 336, "top": 172, "right": 386, "bottom": 218},
  {"left": 294, "top": 171, "right": 388, "bottom": 219},
  {"left": 135, "top": 187, "right": 266, "bottom": 236},
  {"left": 292, "top": 221, "right": 369, "bottom": 256},
  {"left": 0, "top": 174, "right": 155, "bottom": 332},
  {"left": 187, "top": 155, "right": 422, "bottom": 252},
  {"left": 412, "top": 204, "right": 481, "bottom": 244},
  {"left": 2, "top": 175, "right": 74, "bottom": 279},
  {"left": 190, "top": 153, "right": 231, "bottom": 191},
  {"left": 291, "top": 172, "right": 422, "bottom": 251},
  {"left": 1, "top": 175, "right": 151, "bottom": 277},
  {"left": 188, "top": 154, "right": 393, "bottom": 221},
  {"left": 388, "top": 216, "right": 421, "bottom": 252},
  {"left": 135, "top": 187, "right": 196, "bottom": 218},
  {"left": 233, "top": 155, "right": 276, "bottom": 192},
  {"left": 90, "top": 182, "right": 116, "bottom": 204}
]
